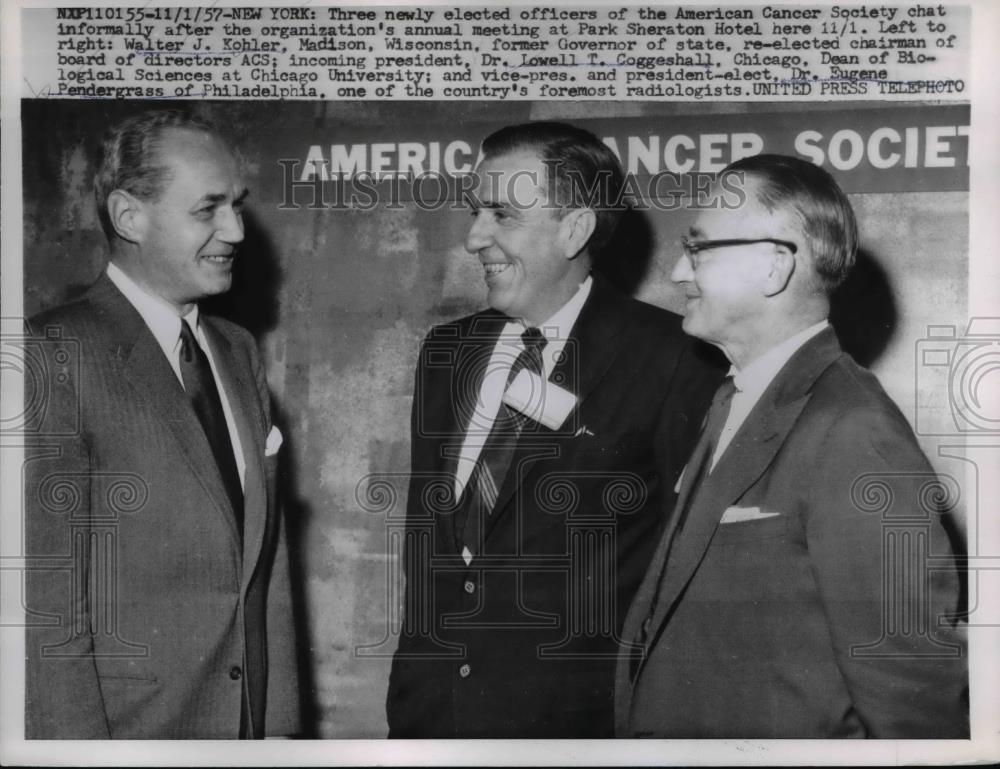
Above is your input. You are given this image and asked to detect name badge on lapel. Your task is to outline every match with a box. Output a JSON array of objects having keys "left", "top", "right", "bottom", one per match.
[{"left": 503, "top": 369, "right": 577, "bottom": 430}]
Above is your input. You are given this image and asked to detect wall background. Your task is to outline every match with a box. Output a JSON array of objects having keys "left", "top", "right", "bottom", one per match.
[{"left": 21, "top": 100, "right": 968, "bottom": 737}]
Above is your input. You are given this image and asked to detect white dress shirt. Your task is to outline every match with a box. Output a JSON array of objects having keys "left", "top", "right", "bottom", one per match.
[
  {"left": 452, "top": 275, "right": 593, "bottom": 500},
  {"left": 107, "top": 262, "right": 246, "bottom": 487},
  {"left": 710, "top": 320, "right": 830, "bottom": 471}
]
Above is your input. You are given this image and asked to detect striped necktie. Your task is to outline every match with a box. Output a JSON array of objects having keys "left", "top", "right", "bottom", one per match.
[{"left": 460, "top": 327, "right": 547, "bottom": 555}]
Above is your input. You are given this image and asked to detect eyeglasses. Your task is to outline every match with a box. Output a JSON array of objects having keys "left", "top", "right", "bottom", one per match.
[{"left": 680, "top": 236, "right": 798, "bottom": 267}]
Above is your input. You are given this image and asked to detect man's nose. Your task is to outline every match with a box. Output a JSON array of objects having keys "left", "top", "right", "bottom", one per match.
[
  {"left": 217, "top": 206, "right": 245, "bottom": 244},
  {"left": 465, "top": 213, "right": 492, "bottom": 254},
  {"left": 670, "top": 253, "right": 694, "bottom": 283}
]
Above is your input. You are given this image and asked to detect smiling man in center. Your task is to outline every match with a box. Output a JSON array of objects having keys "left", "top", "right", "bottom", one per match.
[{"left": 386, "top": 121, "right": 723, "bottom": 738}]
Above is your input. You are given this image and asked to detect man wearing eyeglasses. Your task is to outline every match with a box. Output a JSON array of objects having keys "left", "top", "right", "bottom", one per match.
[{"left": 615, "top": 154, "right": 968, "bottom": 738}]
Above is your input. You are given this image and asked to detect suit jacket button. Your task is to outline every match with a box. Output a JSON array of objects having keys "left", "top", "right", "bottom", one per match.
[
  {"left": 463, "top": 580, "right": 475, "bottom": 594},
  {"left": 459, "top": 664, "right": 471, "bottom": 678},
  {"left": 229, "top": 665, "right": 242, "bottom": 681}
]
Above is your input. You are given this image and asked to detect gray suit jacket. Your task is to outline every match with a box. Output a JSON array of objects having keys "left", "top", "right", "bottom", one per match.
[
  {"left": 616, "top": 328, "right": 968, "bottom": 738},
  {"left": 25, "top": 275, "right": 301, "bottom": 738}
]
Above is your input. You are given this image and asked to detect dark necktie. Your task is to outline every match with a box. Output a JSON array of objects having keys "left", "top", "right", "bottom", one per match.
[
  {"left": 460, "top": 327, "right": 548, "bottom": 554},
  {"left": 632, "top": 375, "right": 736, "bottom": 662},
  {"left": 179, "top": 319, "right": 244, "bottom": 537},
  {"left": 681, "top": 374, "right": 738, "bottom": 497}
]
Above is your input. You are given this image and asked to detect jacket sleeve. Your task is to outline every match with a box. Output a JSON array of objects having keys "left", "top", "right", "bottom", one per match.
[
  {"left": 263, "top": 496, "right": 302, "bottom": 737},
  {"left": 804, "top": 406, "right": 968, "bottom": 738},
  {"left": 245, "top": 335, "right": 304, "bottom": 737},
  {"left": 24, "top": 335, "right": 112, "bottom": 738}
]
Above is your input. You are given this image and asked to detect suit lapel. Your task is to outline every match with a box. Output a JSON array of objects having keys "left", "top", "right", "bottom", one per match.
[
  {"left": 548, "top": 275, "right": 629, "bottom": 405},
  {"left": 643, "top": 394, "right": 808, "bottom": 638},
  {"left": 102, "top": 288, "right": 243, "bottom": 554},
  {"left": 485, "top": 276, "right": 630, "bottom": 539},
  {"left": 433, "top": 313, "right": 505, "bottom": 553},
  {"left": 202, "top": 318, "right": 268, "bottom": 583},
  {"left": 639, "top": 328, "right": 844, "bottom": 664},
  {"left": 93, "top": 276, "right": 264, "bottom": 565},
  {"left": 620, "top": 402, "right": 721, "bottom": 650}
]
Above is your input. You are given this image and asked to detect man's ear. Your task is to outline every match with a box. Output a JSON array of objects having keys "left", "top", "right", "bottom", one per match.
[
  {"left": 106, "top": 190, "right": 146, "bottom": 244},
  {"left": 762, "top": 245, "right": 796, "bottom": 296},
  {"left": 560, "top": 207, "right": 596, "bottom": 260}
]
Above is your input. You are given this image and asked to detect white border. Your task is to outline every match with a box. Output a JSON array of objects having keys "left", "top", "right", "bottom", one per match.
[{"left": 2, "top": 0, "right": 997, "bottom": 765}]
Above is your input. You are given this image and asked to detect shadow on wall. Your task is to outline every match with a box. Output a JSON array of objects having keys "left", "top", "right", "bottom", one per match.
[
  {"left": 203, "top": 210, "right": 282, "bottom": 337},
  {"left": 593, "top": 206, "right": 655, "bottom": 295},
  {"left": 830, "top": 248, "right": 966, "bottom": 617},
  {"left": 596, "top": 220, "right": 901, "bottom": 375},
  {"left": 830, "top": 248, "right": 898, "bottom": 369}
]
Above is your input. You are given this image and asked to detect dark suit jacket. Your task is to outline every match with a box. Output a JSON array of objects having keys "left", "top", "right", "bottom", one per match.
[
  {"left": 25, "top": 275, "right": 300, "bottom": 739},
  {"left": 386, "top": 275, "right": 724, "bottom": 737},
  {"left": 616, "top": 328, "right": 968, "bottom": 738}
]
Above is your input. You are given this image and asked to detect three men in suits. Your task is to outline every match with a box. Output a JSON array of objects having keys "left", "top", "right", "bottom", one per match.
[
  {"left": 25, "top": 110, "right": 300, "bottom": 738},
  {"left": 616, "top": 154, "right": 968, "bottom": 738},
  {"left": 386, "top": 122, "right": 722, "bottom": 737}
]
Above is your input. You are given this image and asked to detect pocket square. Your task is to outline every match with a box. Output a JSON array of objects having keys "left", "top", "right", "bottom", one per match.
[
  {"left": 719, "top": 506, "right": 782, "bottom": 524},
  {"left": 265, "top": 426, "right": 283, "bottom": 457}
]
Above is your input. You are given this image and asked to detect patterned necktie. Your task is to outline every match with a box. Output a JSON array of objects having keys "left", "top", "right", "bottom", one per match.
[
  {"left": 179, "top": 319, "right": 244, "bottom": 537},
  {"left": 460, "top": 327, "right": 548, "bottom": 554}
]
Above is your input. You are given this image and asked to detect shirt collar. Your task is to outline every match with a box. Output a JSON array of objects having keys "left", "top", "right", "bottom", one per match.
[
  {"left": 106, "top": 261, "right": 200, "bottom": 356},
  {"left": 501, "top": 275, "right": 593, "bottom": 355},
  {"left": 538, "top": 274, "right": 593, "bottom": 343},
  {"left": 730, "top": 319, "right": 829, "bottom": 398}
]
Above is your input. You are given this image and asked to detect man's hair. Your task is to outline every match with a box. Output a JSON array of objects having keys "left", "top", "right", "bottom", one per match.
[
  {"left": 480, "top": 121, "right": 625, "bottom": 255},
  {"left": 721, "top": 154, "right": 858, "bottom": 292},
  {"left": 94, "top": 109, "right": 219, "bottom": 241}
]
